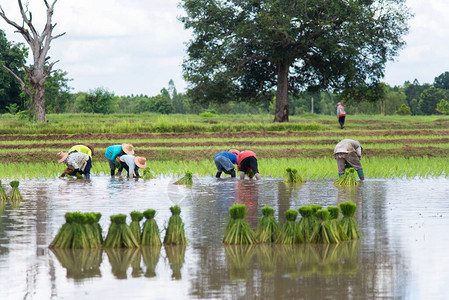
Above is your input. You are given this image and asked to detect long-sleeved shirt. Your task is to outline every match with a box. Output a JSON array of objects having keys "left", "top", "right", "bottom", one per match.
[
  {"left": 337, "top": 104, "right": 346, "bottom": 117},
  {"left": 334, "top": 139, "right": 362, "bottom": 158},
  {"left": 214, "top": 152, "right": 237, "bottom": 164},
  {"left": 119, "top": 154, "right": 138, "bottom": 178},
  {"left": 237, "top": 151, "right": 257, "bottom": 168},
  {"left": 105, "top": 145, "right": 123, "bottom": 166},
  {"left": 65, "top": 152, "right": 90, "bottom": 171},
  {"left": 69, "top": 145, "right": 92, "bottom": 158}
]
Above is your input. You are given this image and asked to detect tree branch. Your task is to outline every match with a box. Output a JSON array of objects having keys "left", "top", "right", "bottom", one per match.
[{"left": 3, "top": 65, "right": 33, "bottom": 97}]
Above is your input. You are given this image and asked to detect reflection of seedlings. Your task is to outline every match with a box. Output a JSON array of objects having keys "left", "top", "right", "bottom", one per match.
[
  {"left": 131, "top": 247, "right": 143, "bottom": 278},
  {"left": 340, "top": 240, "right": 360, "bottom": 275},
  {"left": 51, "top": 248, "right": 102, "bottom": 281},
  {"left": 174, "top": 171, "right": 193, "bottom": 185},
  {"left": 316, "top": 243, "right": 342, "bottom": 276},
  {"left": 105, "top": 248, "right": 140, "bottom": 279},
  {"left": 223, "top": 204, "right": 257, "bottom": 245},
  {"left": 165, "top": 244, "right": 186, "bottom": 280},
  {"left": 256, "top": 244, "right": 278, "bottom": 278},
  {"left": 283, "top": 168, "right": 305, "bottom": 184},
  {"left": 276, "top": 209, "right": 299, "bottom": 245},
  {"left": 129, "top": 211, "right": 143, "bottom": 244},
  {"left": 224, "top": 244, "right": 256, "bottom": 281},
  {"left": 142, "top": 245, "right": 161, "bottom": 278},
  {"left": 277, "top": 244, "right": 301, "bottom": 279},
  {"left": 104, "top": 214, "right": 139, "bottom": 248},
  {"left": 339, "top": 201, "right": 361, "bottom": 240},
  {"left": 327, "top": 206, "right": 348, "bottom": 241},
  {"left": 256, "top": 205, "right": 280, "bottom": 243},
  {"left": 334, "top": 168, "right": 358, "bottom": 186},
  {"left": 163, "top": 206, "right": 187, "bottom": 245},
  {"left": 298, "top": 244, "right": 320, "bottom": 277},
  {"left": 9, "top": 180, "right": 22, "bottom": 201},
  {"left": 142, "top": 209, "right": 162, "bottom": 246},
  {"left": 0, "top": 180, "right": 8, "bottom": 202}
]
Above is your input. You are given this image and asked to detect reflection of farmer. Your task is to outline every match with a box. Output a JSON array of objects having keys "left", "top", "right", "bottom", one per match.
[
  {"left": 118, "top": 154, "right": 147, "bottom": 178},
  {"left": 237, "top": 150, "right": 262, "bottom": 180},
  {"left": 105, "top": 143, "right": 134, "bottom": 177},
  {"left": 337, "top": 102, "right": 346, "bottom": 129},
  {"left": 214, "top": 149, "right": 240, "bottom": 178},
  {"left": 334, "top": 139, "right": 364, "bottom": 180},
  {"left": 57, "top": 151, "right": 92, "bottom": 179}
]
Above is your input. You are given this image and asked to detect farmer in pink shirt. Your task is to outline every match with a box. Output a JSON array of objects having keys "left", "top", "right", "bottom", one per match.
[{"left": 237, "top": 150, "right": 262, "bottom": 180}]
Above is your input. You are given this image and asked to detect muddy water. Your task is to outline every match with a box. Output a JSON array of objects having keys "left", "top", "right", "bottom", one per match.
[{"left": 1, "top": 176, "right": 449, "bottom": 300}]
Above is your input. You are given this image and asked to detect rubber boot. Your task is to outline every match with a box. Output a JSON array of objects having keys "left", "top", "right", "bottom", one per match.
[
  {"left": 216, "top": 171, "right": 222, "bottom": 178},
  {"left": 230, "top": 169, "right": 236, "bottom": 178},
  {"left": 356, "top": 169, "right": 364, "bottom": 180}
]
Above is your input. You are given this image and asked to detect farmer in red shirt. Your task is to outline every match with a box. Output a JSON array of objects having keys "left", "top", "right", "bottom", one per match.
[
  {"left": 337, "top": 102, "right": 346, "bottom": 129},
  {"left": 237, "top": 150, "right": 262, "bottom": 180}
]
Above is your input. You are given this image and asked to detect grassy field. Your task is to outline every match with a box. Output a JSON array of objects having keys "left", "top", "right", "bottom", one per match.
[{"left": 2, "top": 113, "right": 449, "bottom": 179}]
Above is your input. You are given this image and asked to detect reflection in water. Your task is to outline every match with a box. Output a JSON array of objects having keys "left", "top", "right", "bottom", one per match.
[
  {"left": 256, "top": 244, "right": 278, "bottom": 278},
  {"left": 51, "top": 248, "right": 102, "bottom": 281},
  {"left": 105, "top": 248, "right": 141, "bottom": 280},
  {"left": 224, "top": 244, "right": 256, "bottom": 281},
  {"left": 142, "top": 246, "right": 161, "bottom": 278},
  {"left": 165, "top": 244, "right": 186, "bottom": 280},
  {"left": 237, "top": 181, "right": 259, "bottom": 228}
]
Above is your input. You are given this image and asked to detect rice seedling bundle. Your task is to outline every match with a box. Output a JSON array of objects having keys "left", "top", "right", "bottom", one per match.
[
  {"left": 222, "top": 203, "right": 257, "bottom": 245},
  {"left": 71, "top": 212, "right": 90, "bottom": 249},
  {"left": 163, "top": 206, "right": 187, "bottom": 245},
  {"left": 174, "top": 171, "right": 193, "bottom": 185},
  {"left": 129, "top": 211, "right": 143, "bottom": 244},
  {"left": 9, "top": 180, "right": 22, "bottom": 201},
  {"left": 276, "top": 209, "right": 299, "bottom": 244},
  {"left": 255, "top": 205, "right": 280, "bottom": 243},
  {"left": 142, "top": 168, "right": 156, "bottom": 179},
  {"left": 298, "top": 205, "right": 318, "bottom": 243},
  {"left": 339, "top": 201, "right": 361, "bottom": 240},
  {"left": 49, "top": 212, "right": 76, "bottom": 249},
  {"left": 327, "top": 206, "right": 348, "bottom": 242},
  {"left": 141, "top": 209, "right": 162, "bottom": 246},
  {"left": 333, "top": 168, "right": 358, "bottom": 186},
  {"left": 104, "top": 214, "right": 140, "bottom": 248},
  {"left": 0, "top": 180, "right": 8, "bottom": 202},
  {"left": 83, "top": 212, "right": 102, "bottom": 248},
  {"left": 313, "top": 209, "right": 340, "bottom": 244},
  {"left": 94, "top": 213, "right": 103, "bottom": 244},
  {"left": 283, "top": 167, "right": 305, "bottom": 184}
]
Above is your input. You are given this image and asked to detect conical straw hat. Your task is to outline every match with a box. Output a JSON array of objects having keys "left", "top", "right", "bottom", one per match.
[
  {"left": 134, "top": 156, "right": 147, "bottom": 169},
  {"left": 57, "top": 151, "right": 68, "bottom": 163},
  {"left": 228, "top": 149, "right": 240, "bottom": 155},
  {"left": 122, "top": 143, "right": 135, "bottom": 155}
]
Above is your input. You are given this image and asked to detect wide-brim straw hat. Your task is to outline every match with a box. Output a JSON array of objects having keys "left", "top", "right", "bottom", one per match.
[
  {"left": 228, "top": 149, "right": 240, "bottom": 155},
  {"left": 134, "top": 156, "right": 147, "bottom": 169},
  {"left": 122, "top": 143, "right": 135, "bottom": 155},
  {"left": 57, "top": 151, "right": 68, "bottom": 163}
]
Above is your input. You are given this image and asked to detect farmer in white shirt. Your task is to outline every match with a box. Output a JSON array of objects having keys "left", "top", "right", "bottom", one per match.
[
  {"left": 333, "top": 139, "right": 364, "bottom": 180},
  {"left": 117, "top": 154, "right": 147, "bottom": 178},
  {"left": 57, "top": 151, "right": 92, "bottom": 179}
]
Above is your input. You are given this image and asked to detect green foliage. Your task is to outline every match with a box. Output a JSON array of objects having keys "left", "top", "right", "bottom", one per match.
[
  {"left": 45, "top": 69, "right": 73, "bottom": 113},
  {"left": 436, "top": 99, "right": 449, "bottom": 114},
  {"left": 419, "top": 87, "right": 449, "bottom": 115},
  {"left": 396, "top": 104, "right": 411, "bottom": 115},
  {"left": 75, "top": 88, "right": 117, "bottom": 114}
]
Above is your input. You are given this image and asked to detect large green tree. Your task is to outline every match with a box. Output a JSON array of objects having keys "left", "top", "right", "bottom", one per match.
[{"left": 180, "top": 0, "right": 411, "bottom": 122}]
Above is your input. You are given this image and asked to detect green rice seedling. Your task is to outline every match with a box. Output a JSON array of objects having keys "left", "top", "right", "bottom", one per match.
[
  {"left": 327, "top": 206, "right": 348, "bottom": 241},
  {"left": 334, "top": 168, "right": 359, "bottom": 186},
  {"left": 298, "top": 205, "right": 318, "bottom": 243},
  {"left": 9, "top": 180, "right": 22, "bottom": 201},
  {"left": 163, "top": 206, "right": 187, "bottom": 245},
  {"left": 71, "top": 212, "right": 90, "bottom": 249},
  {"left": 142, "top": 245, "right": 161, "bottom": 278},
  {"left": 222, "top": 203, "right": 257, "bottom": 245},
  {"left": 141, "top": 209, "right": 162, "bottom": 246},
  {"left": 49, "top": 212, "right": 75, "bottom": 249},
  {"left": 224, "top": 244, "right": 256, "bottom": 281},
  {"left": 83, "top": 212, "right": 102, "bottom": 248},
  {"left": 276, "top": 209, "right": 299, "bottom": 244},
  {"left": 105, "top": 248, "right": 140, "bottom": 279},
  {"left": 165, "top": 244, "right": 187, "bottom": 280},
  {"left": 283, "top": 167, "right": 305, "bottom": 184},
  {"left": 313, "top": 209, "right": 332, "bottom": 244},
  {"left": 256, "top": 244, "right": 278, "bottom": 278},
  {"left": 339, "top": 201, "right": 361, "bottom": 240},
  {"left": 104, "top": 214, "right": 140, "bottom": 248},
  {"left": 174, "top": 171, "right": 193, "bottom": 185},
  {"left": 129, "top": 211, "right": 144, "bottom": 244},
  {"left": 142, "top": 168, "right": 156, "bottom": 179},
  {"left": 0, "top": 180, "right": 8, "bottom": 202},
  {"left": 50, "top": 248, "right": 102, "bottom": 281},
  {"left": 93, "top": 213, "right": 103, "bottom": 244},
  {"left": 255, "top": 205, "right": 280, "bottom": 243}
]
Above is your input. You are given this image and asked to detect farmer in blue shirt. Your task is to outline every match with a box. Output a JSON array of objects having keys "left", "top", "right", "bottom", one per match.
[
  {"left": 214, "top": 149, "right": 240, "bottom": 178},
  {"left": 105, "top": 143, "right": 134, "bottom": 177}
]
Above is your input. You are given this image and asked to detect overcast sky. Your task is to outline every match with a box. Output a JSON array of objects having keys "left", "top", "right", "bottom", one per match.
[{"left": 0, "top": 0, "right": 448, "bottom": 96}]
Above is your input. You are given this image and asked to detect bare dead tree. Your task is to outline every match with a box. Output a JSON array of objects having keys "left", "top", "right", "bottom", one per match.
[{"left": 0, "top": 0, "right": 65, "bottom": 121}]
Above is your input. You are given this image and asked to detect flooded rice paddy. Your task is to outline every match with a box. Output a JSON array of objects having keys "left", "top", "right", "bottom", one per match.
[{"left": 1, "top": 176, "right": 449, "bottom": 300}]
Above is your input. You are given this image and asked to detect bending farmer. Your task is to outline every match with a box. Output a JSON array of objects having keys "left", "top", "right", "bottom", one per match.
[
  {"left": 237, "top": 150, "right": 262, "bottom": 180},
  {"left": 214, "top": 149, "right": 240, "bottom": 178},
  {"left": 334, "top": 139, "right": 364, "bottom": 180},
  {"left": 57, "top": 151, "right": 92, "bottom": 179},
  {"left": 105, "top": 143, "right": 134, "bottom": 177},
  {"left": 60, "top": 144, "right": 95, "bottom": 177},
  {"left": 118, "top": 154, "right": 147, "bottom": 178}
]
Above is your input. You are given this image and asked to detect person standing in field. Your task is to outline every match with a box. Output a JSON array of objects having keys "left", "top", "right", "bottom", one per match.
[
  {"left": 105, "top": 143, "right": 134, "bottom": 177},
  {"left": 214, "top": 149, "right": 240, "bottom": 178},
  {"left": 237, "top": 150, "right": 262, "bottom": 180},
  {"left": 57, "top": 151, "right": 92, "bottom": 180},
  {"left": 117, "top": 154, "right": 147, "bottom": 178},
  {"left": 337, "top": 102, "right": 346, "bottom": 129},
  {"left": 334, "top": 139, "right": 364, "bottom": 180}
]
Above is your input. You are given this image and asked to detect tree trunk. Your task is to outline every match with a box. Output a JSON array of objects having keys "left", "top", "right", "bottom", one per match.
[
  {"left": 34, "top": 82, "right": 46, "bottom": 122},
  {"left": 274, "top": 62, "right": 289, "bottom": 122}
]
